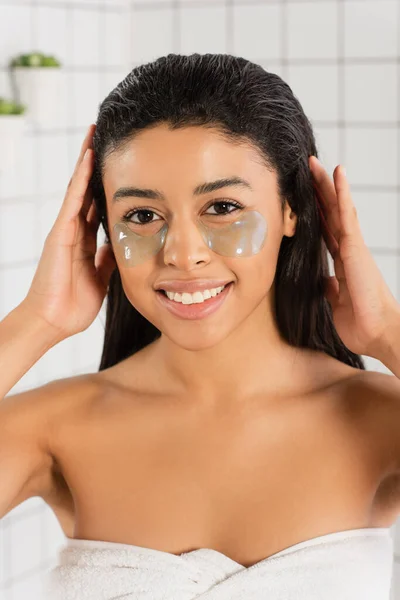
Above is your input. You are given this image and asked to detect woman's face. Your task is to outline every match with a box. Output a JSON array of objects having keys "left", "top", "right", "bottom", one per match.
[{"left": 102, "top": 123, "right": 297, "bottom": 350}]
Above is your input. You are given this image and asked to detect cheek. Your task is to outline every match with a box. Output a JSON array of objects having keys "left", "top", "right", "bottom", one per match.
[
  {"left": 118, "top": 263, "right": 156, "bottom": 311},
  {"left": 227, "top": 226, "right": 281, "bottom": 292},
  {"left": 234, "top": 259, "right": 274, "bottom": 304}
]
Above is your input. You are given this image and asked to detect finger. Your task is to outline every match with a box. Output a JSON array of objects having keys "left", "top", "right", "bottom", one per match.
[
  {"left": 332, "top": 167, "right": 382, "bottom": 309},
  {"left": 57, "top": 147, "right": 94, "bottom": 223},
  {"left": 86, "top": 199, "right": 100, "bottom": 232},
  {"left": 80, "top": 180, "right": 94, "bottom": 221},
  {"left": 61, "top": 124, "right": 96, "bottom": 222},
  {"left": 95, "top": 243, "right": 117, "bottom": 292},
  {"left": 80, "top": 154, "right": 96, "bottom": 221},
  {"left": 323, "top": 275, "right": 340, "bottom": 311},
  {"left": 309, "top": 156, "right": 342, "bottom": 242},
  {"left": 333, "top": 165, "right": 364, "bottom": 243},
  {"left": 314, "top": 182, "right": 339, "bottom": 259},
  {"left": 71, "top": 124, "right": 96, "bottom": 180},
  {"left": 331, "top": 251, "right": 353, "bottom": 309},
  {"left": 57, "top": 120, "right": 95, "bottom": 217}
]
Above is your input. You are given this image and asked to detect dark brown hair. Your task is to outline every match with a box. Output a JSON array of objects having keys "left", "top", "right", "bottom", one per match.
[{"left": 90, "top": 53, "right": 365, "bottom": 372}]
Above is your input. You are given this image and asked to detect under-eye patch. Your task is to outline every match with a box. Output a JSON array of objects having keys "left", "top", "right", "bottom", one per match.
[{"left": 112, "top": 210, "right": 268, "bottom": 267}]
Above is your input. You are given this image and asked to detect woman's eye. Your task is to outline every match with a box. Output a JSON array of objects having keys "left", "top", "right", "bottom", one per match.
[
  {"left": 123, "top": 200, "right": 243, "bottom": 225},
  {"left": 123, "top": 209, "right": 161, "bottom": 225},
  {"left": 205, "top": 201, "right": 242, "bottom": 215}
]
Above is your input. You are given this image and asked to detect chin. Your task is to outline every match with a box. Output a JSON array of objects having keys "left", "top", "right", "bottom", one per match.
[{"left": 158, "top": 322, "right": 231, "bottom": 352}]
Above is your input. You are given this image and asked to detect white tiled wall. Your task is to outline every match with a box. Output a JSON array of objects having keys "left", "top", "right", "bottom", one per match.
[
  {"left": 0, "top": 0, "right": 130, "bottom": 597},
  {"left": 0, "top": 0, "right": 399, "bottom": 598}
]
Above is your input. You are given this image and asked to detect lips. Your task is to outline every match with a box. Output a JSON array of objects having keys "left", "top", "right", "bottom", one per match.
[
  {"left": 155, "top": 281, "right": 233, "bottom": 320},
  {"left": 154, "top": 279, "right": 234, "bottom": 294}
]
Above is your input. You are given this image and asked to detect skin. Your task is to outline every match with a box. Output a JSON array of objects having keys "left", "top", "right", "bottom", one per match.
[
  {"left": 9, "top": 123, "right": 400, "bottom": 570},
  {"left": 102, "top": 123, "right": 332, "bottom": 403}
]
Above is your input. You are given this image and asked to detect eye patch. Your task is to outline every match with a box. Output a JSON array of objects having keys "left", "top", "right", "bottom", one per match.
[{"left": 112, "top": 210, "right": 268, "bottom": 267}]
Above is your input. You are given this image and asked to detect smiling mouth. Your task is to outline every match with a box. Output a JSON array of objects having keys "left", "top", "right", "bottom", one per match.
[
  {"left": 156, "top": 282, "right": 233, "bottom": 304},
  {"left": 154, "top": 281, "right": 234, "bottom": 320}
]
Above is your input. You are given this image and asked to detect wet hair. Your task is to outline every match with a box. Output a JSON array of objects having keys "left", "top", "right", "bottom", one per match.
[{"left": 90, "top": 52, "right": 365, "bottom": 372}]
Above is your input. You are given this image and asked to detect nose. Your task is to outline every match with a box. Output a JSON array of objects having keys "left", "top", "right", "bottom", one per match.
[{"left": 162, "top": 216, "right": 211, "bottom": 270}]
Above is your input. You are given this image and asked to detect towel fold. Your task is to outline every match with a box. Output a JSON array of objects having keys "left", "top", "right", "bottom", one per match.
[{"left": 43, "top": 527, "right": 394, "bottom": 600}]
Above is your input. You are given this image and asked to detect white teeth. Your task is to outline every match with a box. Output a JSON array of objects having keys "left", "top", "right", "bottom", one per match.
[{"left": 165, "top": 285, "right": 226, "bottom": 304}]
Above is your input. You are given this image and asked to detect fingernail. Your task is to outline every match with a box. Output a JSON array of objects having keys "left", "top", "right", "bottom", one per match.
[{"left": 341, "top": 165, "right": 346, "bottom": 177}]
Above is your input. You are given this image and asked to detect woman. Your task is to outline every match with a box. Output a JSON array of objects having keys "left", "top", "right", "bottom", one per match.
[{"left": 1, "top": 53, "right": 400, "bottom": 599}]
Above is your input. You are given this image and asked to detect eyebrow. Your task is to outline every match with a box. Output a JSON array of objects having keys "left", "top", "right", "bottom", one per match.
[{"left": 112, "top": 176, "right": 253, "bottom": 203}]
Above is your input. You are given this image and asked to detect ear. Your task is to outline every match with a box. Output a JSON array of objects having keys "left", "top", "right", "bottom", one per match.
[{"left": 283, "top": 201, "right": 297, "bottom": 237}]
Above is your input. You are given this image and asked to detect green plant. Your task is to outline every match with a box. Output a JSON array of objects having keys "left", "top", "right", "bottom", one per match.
[
  {"left": 0, "top": 97, "right": 26, "bottom": 115},
  {"left": 10, "top": 52, "right": 61, "bottom": 68}
]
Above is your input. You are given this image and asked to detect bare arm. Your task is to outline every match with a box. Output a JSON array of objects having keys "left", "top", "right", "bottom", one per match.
[
  {"left": 373, "top": 309, "right": 400, "bottom": 379},
  {"left": 0, "top": 366, "right": 101, "bottom": 526},
  {"left": 0, "top": 382, "right": 55, "bottom": 519},
  {"left": 0, "top": 302, "right": 63, "bottom": 400},
  {"left": 0, "top": 303, "right": 63, "bottom": 517},
  {"left": 0, "top": 123, "right": 115, "bottom": 523}
]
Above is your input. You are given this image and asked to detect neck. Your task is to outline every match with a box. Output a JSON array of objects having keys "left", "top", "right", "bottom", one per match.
[{"left": 152, "top": 297, "right": 306, "bottom": 403}]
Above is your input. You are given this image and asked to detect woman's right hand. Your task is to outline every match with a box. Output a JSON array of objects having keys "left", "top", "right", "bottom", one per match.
[{"left": 22, "top": 124, "right": 117, "bottom": 341}]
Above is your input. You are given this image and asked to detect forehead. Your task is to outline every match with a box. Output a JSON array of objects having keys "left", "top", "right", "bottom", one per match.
[{"left": 103, "top": 124, "right": 276, "bottom": 205}]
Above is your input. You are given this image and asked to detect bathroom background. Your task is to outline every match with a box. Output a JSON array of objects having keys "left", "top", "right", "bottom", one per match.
[{"left": 0, "top": 0, "right": 399, "bottom": 597}]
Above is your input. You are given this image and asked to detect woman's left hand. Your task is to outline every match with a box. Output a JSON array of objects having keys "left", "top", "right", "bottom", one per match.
[{"left": 309, "top": 155, "right": 400, "bottom": 359}]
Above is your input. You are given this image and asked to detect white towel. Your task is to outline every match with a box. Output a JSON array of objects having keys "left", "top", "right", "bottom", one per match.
[{"left": 44, "top": 527, "right": 394, "bottom": 600}]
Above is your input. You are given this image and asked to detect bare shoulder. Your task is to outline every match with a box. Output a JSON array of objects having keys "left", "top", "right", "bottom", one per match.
[
  {"left": 334, "top": 367, "right": 400, "bottom": 422},
  {"left": 333, "top": 367, "right": 400, "bottom": 476},
  {"left": 1, "top": 372, "right": 102, "bottom": 447},
  {"left": 0, "top": 372, "right": 101, "bottom": 527},
  {"left": 337, "top": 368, "right": 400, "bottom": 402},
  {"left": 302, "top": 348, "right": 400, "bottom": 405},
  {"left": 292, "top": 350, "right": 400, "bottom": 474},
  {"left": 26, "top": 371, "right": 108, "bottom": 470},
  {"left": 2, "top": 371, "right": 102, "bottom": 411}
]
